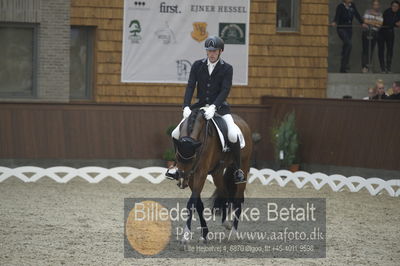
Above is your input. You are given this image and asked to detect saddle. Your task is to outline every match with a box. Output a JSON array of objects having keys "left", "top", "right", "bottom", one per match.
[
  {"left": 211, "top": 114, "right": 230, "bottom": 152},
  {"left": 211, "top": 114, "right": 246, "bottom": 152}
]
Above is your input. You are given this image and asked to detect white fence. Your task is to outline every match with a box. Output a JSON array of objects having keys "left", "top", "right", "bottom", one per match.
[{"left": 0, "top": 166, "right": 399, "bottom": 197}]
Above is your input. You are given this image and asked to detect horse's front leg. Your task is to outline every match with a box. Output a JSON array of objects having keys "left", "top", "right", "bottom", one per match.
[
  {"left": 181, "top": 193, "right": 209, "bottom": 244},
  {"left": 196, "top": 196, "right": 209, "bottom": 242},
  {"left": 181, "top": 194, "right": 196, "bottom": 244}
]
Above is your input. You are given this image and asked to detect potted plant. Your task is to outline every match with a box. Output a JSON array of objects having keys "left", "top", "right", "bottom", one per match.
[
  {"left": 163, "top": 124, "right": 177, "bottom": 167},
  {"left": 270, "top": 111, "right": 300, "bottom": 172},
  {"left": 163, "top": 148, "right": 176, "bottom": 168}
]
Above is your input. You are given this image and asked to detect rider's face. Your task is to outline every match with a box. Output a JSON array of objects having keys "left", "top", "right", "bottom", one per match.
[
  {"left": 207, "top": 49, "right": 221, "bottom": 63},
  {"left": 392, "top": 3, "right": 399, "bottom": 13}
]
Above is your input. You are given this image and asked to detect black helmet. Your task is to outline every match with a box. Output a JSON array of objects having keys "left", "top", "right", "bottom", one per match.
[{"left": 204, "top": 36, "right": 224, "bottom": 51}]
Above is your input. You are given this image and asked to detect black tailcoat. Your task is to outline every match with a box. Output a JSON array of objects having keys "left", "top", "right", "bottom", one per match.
[{"left": 183, "top": 58, "right": 233, "bottom": 115}]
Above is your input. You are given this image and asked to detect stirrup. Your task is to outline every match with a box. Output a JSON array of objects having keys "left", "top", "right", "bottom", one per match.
[{"left": 233, "top": 169, "right": 246, "bottom": 184}]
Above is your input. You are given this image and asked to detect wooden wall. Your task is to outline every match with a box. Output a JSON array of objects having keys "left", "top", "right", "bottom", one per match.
[
  {"left": 70, "top": 0, "right": 329, "bottom": 105},
  {"left": 261, "top": 96, "right": 400, "bottom": 171},
  {"left": 0, "top": 103, "right": 269, "bottom": 160},
  {"left": 1, "top": 97, "right": 399, "bottom": 171}
]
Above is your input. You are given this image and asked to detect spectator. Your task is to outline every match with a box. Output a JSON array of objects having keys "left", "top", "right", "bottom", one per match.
[
  {"left": 361, "top": 0, "right": 383, "bottom": 73},
  {"left": 363, "top": 87, "right": 377, "bottom": 100},
  {"left": 372, "top": 79, "right": 389, "bottom": 99},
  {"left": 388, "top": 81, "right": 400, "bottom": 99},
  {"left": 332, "top": 0, "right": 365, "bottom": 73},
  {"left": 378, "top": 1, "right": 400, "bottom": 73}
]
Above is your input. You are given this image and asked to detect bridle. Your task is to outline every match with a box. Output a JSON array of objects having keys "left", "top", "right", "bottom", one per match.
[{"left": 176, "top": 116, "right": 211, "bottom": 180}]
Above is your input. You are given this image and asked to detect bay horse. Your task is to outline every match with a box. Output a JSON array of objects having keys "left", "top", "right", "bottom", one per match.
[{"left": 172, "top": 108, "right": 252, "bottom": 243}]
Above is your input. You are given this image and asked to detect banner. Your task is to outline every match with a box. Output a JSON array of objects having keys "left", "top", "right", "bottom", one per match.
[{"left": 121, "top": 0, "right": 250, "bottom": 85}]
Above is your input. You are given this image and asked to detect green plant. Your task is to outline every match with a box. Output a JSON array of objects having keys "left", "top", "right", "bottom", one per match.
[
  {"left": 163, "top": 124, "right": 177, "bottom": 162},
  {"left": 165, "top": 124, "right": 177, "bottom": 137},
  {"left": 270, "top": 111, "right": 299, "bottom": 169},
  {"left": 163, "top": 148, "right": 175, "bottom": 161}
]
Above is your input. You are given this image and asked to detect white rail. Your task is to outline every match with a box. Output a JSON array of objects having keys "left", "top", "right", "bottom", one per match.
[{"left": 0, "top": 166, "right": 399, "bottom": 197}]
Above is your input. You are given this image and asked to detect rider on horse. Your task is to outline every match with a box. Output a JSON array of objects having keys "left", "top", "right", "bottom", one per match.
[{"left": 167, "top": 36, "right": 246, "bottom": 184}]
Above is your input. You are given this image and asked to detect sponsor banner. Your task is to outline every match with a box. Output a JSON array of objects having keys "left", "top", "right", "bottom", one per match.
[
  {"left": 122, "top": 0, "right": 250, "bottom": 85},
  {"left": 124, "top": 198, "right": 327, "bottom": 258}
]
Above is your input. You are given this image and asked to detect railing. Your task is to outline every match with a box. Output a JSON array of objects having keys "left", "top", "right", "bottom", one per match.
[{"left": 0, "top": 166, "right": 399, "bottom": 197}]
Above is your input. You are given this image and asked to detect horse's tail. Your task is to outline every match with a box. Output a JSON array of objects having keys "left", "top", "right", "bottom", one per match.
[{"left": 211, "top": 165, "right": 237, "bottom": 214}]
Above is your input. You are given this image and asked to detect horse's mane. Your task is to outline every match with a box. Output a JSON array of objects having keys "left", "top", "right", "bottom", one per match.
[{"left": 186, "top": 108, "right": 202, "bottom": 135}]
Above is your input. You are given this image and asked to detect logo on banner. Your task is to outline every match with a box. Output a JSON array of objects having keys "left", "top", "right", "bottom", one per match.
[
  {"left": 155, "top": 22, "right": 176, "bottom": 44},
  {"left": 191, "top": 22, "right": 208, "bottom": 42},
  {"left": 160, "top": 2, "right": 181, "bottom": 13},
  {"left": 176, "top": 60, "right": 192, "bottom": 81},
  {"left": 129, "top": 19, "right": 142, "bottom": 43},
  {"left": 219, "top": 23, "right": 246, "bottom": 44}
]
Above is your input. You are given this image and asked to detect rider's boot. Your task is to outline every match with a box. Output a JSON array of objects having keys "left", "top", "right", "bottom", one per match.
[
  {"left": 229, "top": 138, "right": 246, "bottom": 184},
  {"left": 165, "top": 163, "right": 179, "bottom": 180},
  {"left": 165, "top": 139, "right": 180, "bottom": 180}
]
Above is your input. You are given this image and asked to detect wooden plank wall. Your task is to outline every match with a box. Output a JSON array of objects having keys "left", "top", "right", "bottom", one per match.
[
  {"left": 261, "top": 96, "right": 400, "bottom": 171},
  {"left": 0, "top": 103, "right": 269, "bottom": 160},
  {"left": 0, "top": 97, "right": 399, "bottom": 171},
  {"left": 70, "top": 0, "right": 328, "bottom": 105}
]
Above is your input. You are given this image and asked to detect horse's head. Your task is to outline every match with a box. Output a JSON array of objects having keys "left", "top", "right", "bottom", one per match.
[{"left": 174, "top": 108, "right": 208, "bottom": 188}]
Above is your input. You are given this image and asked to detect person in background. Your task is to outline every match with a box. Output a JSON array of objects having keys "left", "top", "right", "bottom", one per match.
[
  {"left": 363, "top": 87, "right": 377, "bottom": 100},
  {"left": 361, "top": 0, "right": 383, "bottom": 73},
  {"left": 372, "top": 79, "right": 389, "bottom": 99},
  {"left": 388, "top": 81, "right": 400, "bottom": 99},
  {"left": 332, "top": 0, "right": 365, "bottom": 73},
  {"left": 378, "top": 1, "right": 400, "bottom": 73}
]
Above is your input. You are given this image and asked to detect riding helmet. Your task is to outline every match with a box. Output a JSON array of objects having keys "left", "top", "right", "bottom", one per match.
[{"left": 204, "top": 36, "right": 224, "bottom": 51}]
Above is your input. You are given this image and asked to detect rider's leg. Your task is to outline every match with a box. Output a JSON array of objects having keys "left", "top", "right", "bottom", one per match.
[
  {"left": 222, "top": 114, "right": 246, "bottom": 184},
  {"left": 166, "top": 122, "right": 183, "bottom": 180}
]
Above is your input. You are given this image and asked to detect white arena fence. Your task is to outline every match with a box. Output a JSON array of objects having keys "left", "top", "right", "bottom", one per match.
[{"left": 0, "top": 166, "right": 399, "bottom": 197}]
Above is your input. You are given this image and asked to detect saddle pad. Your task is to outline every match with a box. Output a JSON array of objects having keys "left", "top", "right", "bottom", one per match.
[{"left": 211, "top": 116, "right": 245, "bottom": 152}]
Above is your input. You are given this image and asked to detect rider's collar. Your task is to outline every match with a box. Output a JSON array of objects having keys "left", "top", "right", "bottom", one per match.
[
  {"left": 203, "top": 58, "right": 224, "bottom": 65},
  {"left": 207, "top": 58, "right": 220, "bottom": 67}
]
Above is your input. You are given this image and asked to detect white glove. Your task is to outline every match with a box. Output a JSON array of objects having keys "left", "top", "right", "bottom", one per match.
[
  {"left": 183, "top": 106, "right": 191, "bottom": 118},
  {"left": 204, "top": 104, "right": 216, "bottom": 120}
]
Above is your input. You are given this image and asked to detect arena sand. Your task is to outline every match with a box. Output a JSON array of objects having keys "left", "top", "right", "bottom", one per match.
[{"left": 0, "top": 176, "right": 399, "bottom": 265}]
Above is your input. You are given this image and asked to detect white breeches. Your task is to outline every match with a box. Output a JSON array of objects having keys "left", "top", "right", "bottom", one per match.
[
  {"left": 222, "top": 114, "right": 242, "bottom": 143},
  {"left": 171, "top": 114, "right": 242, "bottom": 144}
]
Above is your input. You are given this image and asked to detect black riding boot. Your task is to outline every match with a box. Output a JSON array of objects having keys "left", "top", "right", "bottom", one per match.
[
  {"left": 165, "top": 139, "right": 179, "bottom": 180},
  {"left": 229, "top": 139, "right": 246, "bottom": 184}
]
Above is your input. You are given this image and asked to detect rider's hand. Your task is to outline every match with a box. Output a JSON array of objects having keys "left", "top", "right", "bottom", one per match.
[
  {"left": 183, "top": 106, "right": 191, "bottom": 119},
  {"left": 204, "top": 104, "right": 216, "bottom": 120}
]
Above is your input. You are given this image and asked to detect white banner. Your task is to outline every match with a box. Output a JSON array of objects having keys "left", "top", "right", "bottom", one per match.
[{"left": 122, "top": 0, "right": 249, "bottom": 85}]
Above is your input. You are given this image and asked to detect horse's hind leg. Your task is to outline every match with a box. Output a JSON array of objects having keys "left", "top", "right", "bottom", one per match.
[
  {"left": 232, "top": 197, "right": 244, "bottom": 231},
  {"left": 231, "top": 149, "right": 250, "bottom": 232}
]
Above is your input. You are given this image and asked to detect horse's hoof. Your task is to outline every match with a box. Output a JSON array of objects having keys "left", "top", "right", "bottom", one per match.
[
  {"left": 180, "top": 237, "right": 190, "bottom": 245},
  {"left": 222, "top": 220, "right": 232, "bottom": 230},
  {"left": 228, "top": 228, "right": 238, "bottom": 241},
  {"left": 198, "top": 236, "right": 207, "bottom": 244}
]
